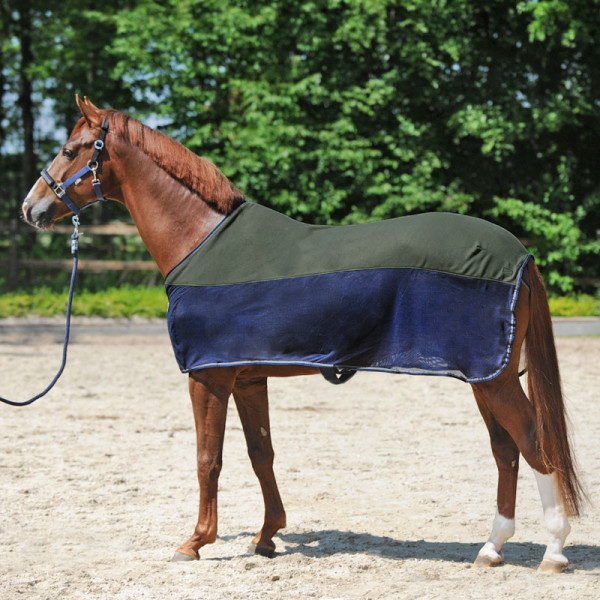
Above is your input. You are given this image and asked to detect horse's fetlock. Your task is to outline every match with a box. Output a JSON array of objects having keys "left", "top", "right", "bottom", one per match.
[
  {"left": 545, "top": 508, "right": 570, "bottom": 540},
  {"left": 193, "top": 522, "right": 218, "bottom": 544}
]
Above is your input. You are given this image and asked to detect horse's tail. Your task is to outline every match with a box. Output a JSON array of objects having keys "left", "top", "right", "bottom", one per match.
[{"left": 524, "top": 259, "right": 585, "bottom": 517}]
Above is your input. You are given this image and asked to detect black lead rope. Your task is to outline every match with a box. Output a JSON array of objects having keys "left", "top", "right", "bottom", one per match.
[{"left": 0, "top": 218, "right": 80, "bottom": 407}]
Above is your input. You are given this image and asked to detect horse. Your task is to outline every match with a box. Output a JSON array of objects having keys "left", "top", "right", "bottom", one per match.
[{"left": 21, "top": 96, "right": 584, "bottom": 572}]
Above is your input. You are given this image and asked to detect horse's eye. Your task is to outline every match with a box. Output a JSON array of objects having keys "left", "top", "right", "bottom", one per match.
[{"left": 62, "top": 147, "right": 76, "bottom": 159}]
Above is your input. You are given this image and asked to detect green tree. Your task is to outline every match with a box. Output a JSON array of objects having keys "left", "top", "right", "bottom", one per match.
[
  {"left": 0, "top": 0, "right": 144, "bottom": 292},
  {"left": 109, "top": 1, "right": 598, "bottom": 290},
  {"left": 114, "top": 0, "right": 600, "bottom": 289},
  {"left": 0, "top": 0, "right": 139, "bottom": 219},
  {"left": 29, "top": 0, "right": 141, "bottom": 133},
  {"left": 1, "top": 0, "right": 598, "bottom": 292},
  {"left": 1, "top": 0, "right": 39, "bottom": 206}
]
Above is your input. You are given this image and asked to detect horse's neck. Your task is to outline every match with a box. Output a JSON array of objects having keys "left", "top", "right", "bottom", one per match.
[{"left": 115, "top": 149, "right": 226, "bottom": 276}]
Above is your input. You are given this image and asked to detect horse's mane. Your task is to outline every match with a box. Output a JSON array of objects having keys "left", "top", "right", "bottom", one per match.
[{"left": 104, "top": 109, "right": 245, "bottom": 214}]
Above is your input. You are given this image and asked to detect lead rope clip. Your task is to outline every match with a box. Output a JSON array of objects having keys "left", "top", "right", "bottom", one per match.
[{"left": 71, "top": 215, "right": 80, "bottom": 255}]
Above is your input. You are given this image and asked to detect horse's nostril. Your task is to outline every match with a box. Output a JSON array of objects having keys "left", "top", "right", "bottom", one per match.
[{"left": 23, "top": 202, "right": 36, "bottom": 225}]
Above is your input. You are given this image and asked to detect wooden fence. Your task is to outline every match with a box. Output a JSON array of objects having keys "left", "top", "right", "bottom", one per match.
[
  {"left": 2, "top": 220, "right": 597, "bottom": 292},
  {"left": 0, "top": 220, "right": 158, "bottom": 290}
]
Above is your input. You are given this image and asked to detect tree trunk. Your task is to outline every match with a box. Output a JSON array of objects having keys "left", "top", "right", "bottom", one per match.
[
  {"left": 0, "top": 3, "right": 8, "bottom": 185},
  {"left": 18, "top": 0, "right": 36, "bottom": 197}
]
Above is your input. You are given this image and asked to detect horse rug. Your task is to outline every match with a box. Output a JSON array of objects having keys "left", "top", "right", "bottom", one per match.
[{"left": 165, "top": 202, "right": 531, "bottom": 383}]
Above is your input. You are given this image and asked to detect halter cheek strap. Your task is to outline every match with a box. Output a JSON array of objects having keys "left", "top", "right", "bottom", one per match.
[{"left": 40, "top": 117, "right": 110, "bottom": 216}]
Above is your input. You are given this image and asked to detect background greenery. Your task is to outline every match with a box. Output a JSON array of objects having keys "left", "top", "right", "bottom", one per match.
[
  {"left": 1, "top": 0, "right": 599, "bottom": 311},
  {"left": 0, "top": 285, "right": 598, "bottom": 319}
]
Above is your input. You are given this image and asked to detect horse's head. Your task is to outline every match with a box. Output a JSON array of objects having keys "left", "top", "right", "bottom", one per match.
[{"left": 23, "top": 95, "right": 116, "bottom": 229}]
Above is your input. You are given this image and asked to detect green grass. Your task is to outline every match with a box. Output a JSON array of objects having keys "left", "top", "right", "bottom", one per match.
[
  {"left": 0, "top": 286, "right": 598, "bottom": 319},
  {"left": 0, "top": 286, "right": 168, "bottom": 319},
  {"left": 548, "top": 294, "right": 600, "bottom": 317}
]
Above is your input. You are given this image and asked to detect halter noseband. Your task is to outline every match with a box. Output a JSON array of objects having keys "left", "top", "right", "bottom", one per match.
[{"left": 40, "top": 117, "right": 110, "bottom": 216}]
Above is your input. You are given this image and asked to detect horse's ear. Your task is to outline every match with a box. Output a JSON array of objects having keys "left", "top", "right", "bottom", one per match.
[{"left": 76, "top": 94, "right": 103, "bottom": 128}]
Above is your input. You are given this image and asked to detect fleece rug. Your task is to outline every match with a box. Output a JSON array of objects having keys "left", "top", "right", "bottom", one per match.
[{"left": 165, "top": 202, "right": 531, "bottom": 383}]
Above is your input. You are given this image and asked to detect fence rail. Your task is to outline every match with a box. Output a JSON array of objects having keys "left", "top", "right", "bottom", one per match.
[
  {"left": 2, "top": 220, "right": 597, "bottom": 291},
  {"left": 0, "top": 220, "right": 158, "bottom": 290}
]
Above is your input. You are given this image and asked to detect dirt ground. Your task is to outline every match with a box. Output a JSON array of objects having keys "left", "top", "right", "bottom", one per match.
[{"left": 0, "top": 318, "right": 598, "bottom": 600}]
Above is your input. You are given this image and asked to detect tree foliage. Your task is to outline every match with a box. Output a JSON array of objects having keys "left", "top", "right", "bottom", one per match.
[{"left": 1, "top": 0, "right": 599, "bottom": 292}]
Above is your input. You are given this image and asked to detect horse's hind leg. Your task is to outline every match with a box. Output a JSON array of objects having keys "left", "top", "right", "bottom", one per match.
[
  {"left": 232, "top": 376, "right": 286, "bottom": 557},
  {"left": 473, "top": 376, "right": 571, "bottom": 571},
  {"left": 172, "top": 369, "right": 235, "bottom": 561},
  {"left": 472, "top": 386, "right": 520, "bottom": 567}
]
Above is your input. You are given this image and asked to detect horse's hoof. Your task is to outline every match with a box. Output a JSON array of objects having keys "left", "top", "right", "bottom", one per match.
[
  {"left": 473, "top": 550, "right": 504, "bottom": 568},
  {"left": 171, "top": 550, "right": 199, "bottom": 562},
  {"left": 248, "top": 543, "right": 276, "bottom": 558},
  {"left": 538, "top": 558, "right": 568, "bottom": 573}
]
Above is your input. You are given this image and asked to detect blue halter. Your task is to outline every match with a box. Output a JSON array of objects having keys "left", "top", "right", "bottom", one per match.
[{"left": 40, "top": 117, "right": 110, "bottom": 216}]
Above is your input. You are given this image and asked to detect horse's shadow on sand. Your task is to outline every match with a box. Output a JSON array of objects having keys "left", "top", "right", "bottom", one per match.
[{"left": 219, "top": 530, "right": 598, "bottom": 571}]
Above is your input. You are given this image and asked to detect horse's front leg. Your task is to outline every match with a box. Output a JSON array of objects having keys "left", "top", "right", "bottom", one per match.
[
  {"left": 232, "top": 376, "right": 286, "bottom": 557},
  {"left": 172, "top": 368, "right": 236, "bottom": 561}
]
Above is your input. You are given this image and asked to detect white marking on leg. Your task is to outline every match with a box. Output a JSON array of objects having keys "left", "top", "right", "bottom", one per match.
[
  {"left": 534, "top": 471, "right": 571, "bottom": 566},
  {"left": 477, "top": 511, "right": 515, "bottom": 563}
]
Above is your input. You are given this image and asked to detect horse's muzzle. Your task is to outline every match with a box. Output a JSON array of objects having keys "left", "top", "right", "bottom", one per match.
[{"left": 22, "top": 198, "right": 56, "bottom": 229}]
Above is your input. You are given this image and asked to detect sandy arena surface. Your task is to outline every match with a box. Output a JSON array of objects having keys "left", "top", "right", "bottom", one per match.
[{"left": 0, "top": 318, "right": 598, "bottom": 599}]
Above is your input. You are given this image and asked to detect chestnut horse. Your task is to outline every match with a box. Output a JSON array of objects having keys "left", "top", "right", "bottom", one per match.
[{"left": 22, "top": 97, "right": 584, "bottom": 572}]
